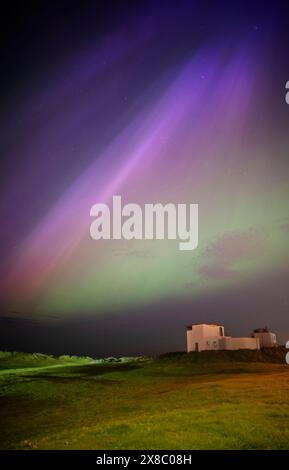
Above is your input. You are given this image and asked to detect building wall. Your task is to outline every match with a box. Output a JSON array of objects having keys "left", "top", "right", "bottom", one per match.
[
  {"left": 186, "top": 324, "right": 261, "bottom": 352},
  {"left": 218, "top": 337, "right": 260, "bottom": 351},
  {"left": 253, "top": 332, "right": 277, "bottom": 348},
  {"left": 186, "top": 324, "right": 224, "bottom": 352}
]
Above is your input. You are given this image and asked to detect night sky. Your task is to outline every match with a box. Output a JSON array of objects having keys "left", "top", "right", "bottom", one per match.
[{"left": 1, "top": 0, "right": 289, "bottom": 357}]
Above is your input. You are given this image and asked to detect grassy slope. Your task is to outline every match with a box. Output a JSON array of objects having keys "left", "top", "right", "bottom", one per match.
[
  {"left": 0, "top": 350, "right": 289, "bottom": 450},
  {"left": 0, "top": 351, "right": 94, "bottom": 370}
]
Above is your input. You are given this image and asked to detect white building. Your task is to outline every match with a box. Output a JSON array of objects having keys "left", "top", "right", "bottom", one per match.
[
  {"left": 252, "top": 327, "right": 277, "bottom": 348},
  {"left": 186, "top": 323, "right": 260, "bottom": 352}
]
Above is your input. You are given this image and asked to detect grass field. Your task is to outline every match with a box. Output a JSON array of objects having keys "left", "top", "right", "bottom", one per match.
[{"left": 0, "top": 349, "right": 289, "bottom": 450}]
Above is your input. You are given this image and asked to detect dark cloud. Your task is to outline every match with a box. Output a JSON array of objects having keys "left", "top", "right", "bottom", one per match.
[{"left": 198, "top": 229, "right": 266, "bottom": 280}]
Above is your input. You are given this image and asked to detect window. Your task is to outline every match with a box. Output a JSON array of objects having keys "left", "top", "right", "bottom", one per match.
[{"left": 219, "top": 327, "right": 223, "bottom": 336}]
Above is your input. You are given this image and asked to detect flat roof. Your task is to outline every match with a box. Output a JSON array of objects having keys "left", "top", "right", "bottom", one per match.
[{"left": 189, "top": 323, "right": 224, "bottom": 327}]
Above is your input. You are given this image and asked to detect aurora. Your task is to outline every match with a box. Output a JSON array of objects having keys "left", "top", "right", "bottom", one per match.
[{"left": 0, "top": 0, "right": 289, "bottom": 355}]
